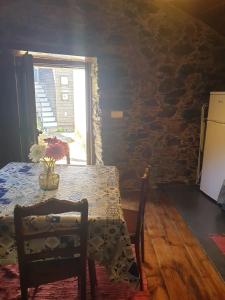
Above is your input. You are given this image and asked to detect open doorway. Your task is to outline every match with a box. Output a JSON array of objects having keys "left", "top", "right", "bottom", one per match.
[
  {"left": 33, "top": 53, "right": 91, "bottom": 165},
  {"left": 34, "top": 64, "right": 86, "bottom": 165}
]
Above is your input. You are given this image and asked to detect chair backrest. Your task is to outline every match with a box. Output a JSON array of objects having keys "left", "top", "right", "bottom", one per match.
[
  {"left": 135, "top": 166, "right": 150, "bottom": 242},
  {"left": 14, "top": 198, "right": 88, "bottom": 270}
]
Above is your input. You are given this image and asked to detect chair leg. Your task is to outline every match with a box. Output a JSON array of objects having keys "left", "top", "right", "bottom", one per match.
[
  {"left": 80, "top": 274, "right": 86, "bottom": 300},
  {"left": 20, "top": 285, "right": 28, "bottom": 300},
  {"left": 78, "top": 276, "right": 81, "bottom": 290},
  {"left": 88, "top": 259, "right": 96, "bottom": 299},
  {"left": 135, "top": 243, "right": 144, "bottom": 291},
  {"left": 141, "top": 226, "right": 145, "bottom": 262}
]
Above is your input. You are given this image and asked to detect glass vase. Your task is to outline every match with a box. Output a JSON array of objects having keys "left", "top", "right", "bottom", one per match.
[{"left": 39, "top": 163, "right": 60, "bottom": 191}]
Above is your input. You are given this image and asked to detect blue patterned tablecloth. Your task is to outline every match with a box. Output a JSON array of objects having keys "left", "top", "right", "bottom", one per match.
[{"left": 0, "top": 162, "right": 139, "bottom": 284}]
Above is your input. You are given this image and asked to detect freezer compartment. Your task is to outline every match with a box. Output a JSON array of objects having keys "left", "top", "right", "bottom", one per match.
[
  {"left": 208, "top": 92, "right": 225, "bottom": 123},
  {"left": 200, "top": 120, "right": 225, "bottom": 201}
]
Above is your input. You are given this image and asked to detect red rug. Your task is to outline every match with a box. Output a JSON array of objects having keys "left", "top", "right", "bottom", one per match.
[
  {"left": 0, "top": 264, "right": 149, "bottom": 300},
  {"left": 209, "top": 234, "right": 225, "bottom": 254}
]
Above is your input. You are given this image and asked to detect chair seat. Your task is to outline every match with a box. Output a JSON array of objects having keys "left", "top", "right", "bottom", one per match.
[
  {"left": 25, "top": 257, "right": 80, "bottom": 287},
  {"left": 123, "top": 208, "right": 138, "bottom": 239}
]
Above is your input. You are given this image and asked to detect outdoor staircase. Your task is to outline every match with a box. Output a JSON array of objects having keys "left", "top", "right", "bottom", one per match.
[{"left": 35, "top": 82, "right": 57, "bottom": 131}]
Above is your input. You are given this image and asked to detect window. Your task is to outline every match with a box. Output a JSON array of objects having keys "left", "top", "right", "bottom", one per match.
[
  {"left": 62, "top": 93, "right": 69, "bottom": 100},
  {"left": 60, "top": 76, "right": 69, "bottom": 85}
]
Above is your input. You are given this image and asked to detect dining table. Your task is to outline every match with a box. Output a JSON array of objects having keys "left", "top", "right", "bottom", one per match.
[{"left": 0, "top": 162, "right": 139, "bottom": 285}]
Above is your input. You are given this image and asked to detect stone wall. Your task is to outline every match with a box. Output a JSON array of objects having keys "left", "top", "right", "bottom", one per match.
[{"left": 1, "top": 0, "right": 225, "bottom": 190}]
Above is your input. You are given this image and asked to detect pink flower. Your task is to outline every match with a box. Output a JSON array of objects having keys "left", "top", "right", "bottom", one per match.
[
  {"left": 45, "top": 142, "right": 67, "bottom": 160},
  {"left": 44, "top": 137, "right": 59, "bottom": 144}
]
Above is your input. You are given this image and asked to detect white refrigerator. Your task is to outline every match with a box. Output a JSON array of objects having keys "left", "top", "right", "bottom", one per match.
[{"left": 200, "top": 92, "right": 225, "bottom": 201}]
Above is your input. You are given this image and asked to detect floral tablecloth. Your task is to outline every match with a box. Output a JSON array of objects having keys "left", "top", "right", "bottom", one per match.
[{"left": 0, "top": 162, "right": 138, "bottom": 284}]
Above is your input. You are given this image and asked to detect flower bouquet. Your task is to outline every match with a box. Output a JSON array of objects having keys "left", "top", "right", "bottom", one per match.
[{"left": 29, "top": 137, "right": 69, "bottom": 190}]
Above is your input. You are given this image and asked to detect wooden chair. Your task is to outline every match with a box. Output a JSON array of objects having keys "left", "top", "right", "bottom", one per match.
[
  {"left": 14, "top": 198, "right": 89, "bottom": 300},
  {"left": 122, "top": 166, "right": 150, "bottom": 290}
]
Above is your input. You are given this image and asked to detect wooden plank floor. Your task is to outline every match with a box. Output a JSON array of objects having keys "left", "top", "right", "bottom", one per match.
[{"left": 122, "top": 190, "right": 225, "bottom": 300}]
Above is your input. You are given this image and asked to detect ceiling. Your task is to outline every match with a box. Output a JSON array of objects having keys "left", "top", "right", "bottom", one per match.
[{"left": 168, "top": 0, "right": 225, "bottom": 37}]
